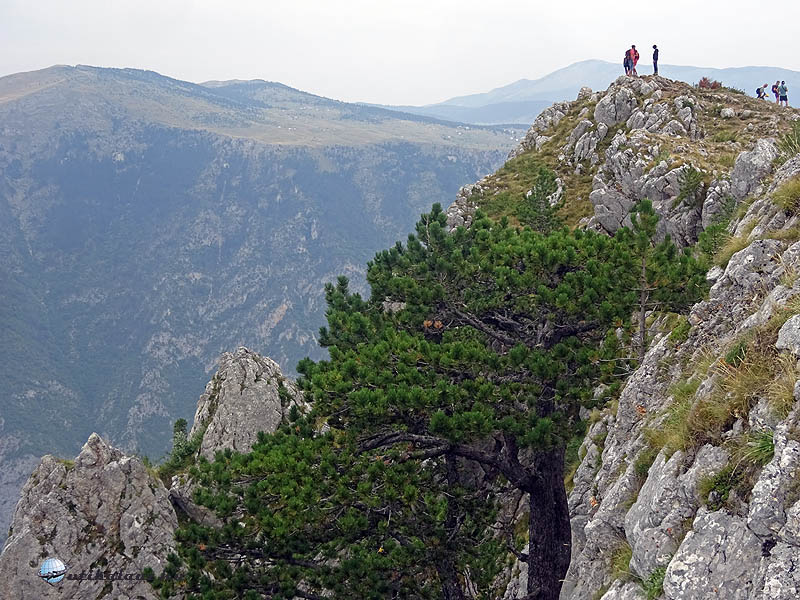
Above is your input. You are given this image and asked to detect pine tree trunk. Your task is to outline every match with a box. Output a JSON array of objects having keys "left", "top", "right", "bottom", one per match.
[
  {"left": 438, "top": 558, "right": 466, "bottom": 600},
  {"left": 525, "top": 447, "right": 571, "bottom": 600},
  {"left": 638, "top": 254, "right": 648, "bottom": 363},
  {"left": 438, "top": 456, "right": 467, "bottom": 600}
]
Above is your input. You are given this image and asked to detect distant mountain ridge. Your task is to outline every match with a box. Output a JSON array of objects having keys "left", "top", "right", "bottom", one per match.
[{"left": 377, "top": 59, "right": 800, "bottom": 124}]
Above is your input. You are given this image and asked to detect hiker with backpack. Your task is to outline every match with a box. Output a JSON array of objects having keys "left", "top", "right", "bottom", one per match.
[
  {"left": 772, "top": 81, "right": 781, "bottom": 103},
  {"left": 778, "top": 81, "right": 789, "bottom": 107},
  {"left": 624, "top": 49, "right": 632, "bottom": 76},
  {"left": 630, "top": 45, "right": 640, "bottom": 76},
  {"left": 652, "top": 45, "right": 659, "bottom": 75},
  {"left": 756, "top": 83, "right": 768, "bottom": 99}
]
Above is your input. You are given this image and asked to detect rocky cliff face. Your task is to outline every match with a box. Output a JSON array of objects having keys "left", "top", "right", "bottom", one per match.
[
  {"left": 0, "top": 347, "right": 296, "bottom": 599},
  {"left": 558, "top": 156, "right": 800, "bottom": 600},
  {"left": 189, "top": 347, "right": 305, "bottom": 460},
  {"left": 485, "top": 76, "right": 800, "bottom": 599},
  {"left": 0, "top": 434, "right": 177, "bottom": 600}
]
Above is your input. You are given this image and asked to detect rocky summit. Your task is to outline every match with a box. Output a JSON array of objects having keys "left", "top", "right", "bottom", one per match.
[{"left": 3, "top": 73, "right": 800, "bottom": 599}]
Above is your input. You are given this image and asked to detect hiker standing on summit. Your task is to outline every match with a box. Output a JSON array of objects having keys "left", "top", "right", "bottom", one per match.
[
  {"left": 631, "top": 45, "right": 640, "bottom": 76},
  {"left": 652, "top": 45, "right": 659, "bottom": 75},
  {"left": 778, "top": 81, "right": 789, "bottom": 107}
]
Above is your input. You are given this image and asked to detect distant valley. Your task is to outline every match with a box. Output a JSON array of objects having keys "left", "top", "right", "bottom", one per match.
[{"left": 0, "top": 65, "right": 522, "bottom": 541}]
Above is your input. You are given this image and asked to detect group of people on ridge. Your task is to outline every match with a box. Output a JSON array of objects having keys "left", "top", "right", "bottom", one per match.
[
  {"left": 756, "top": 81, "right": 790, "bottom": 106},
  {"left": 624, "top": 44, "right": 658, "bottom": 77}
]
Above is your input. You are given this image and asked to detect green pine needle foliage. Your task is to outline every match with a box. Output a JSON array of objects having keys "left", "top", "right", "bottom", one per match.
[{"left": 154, "top": 203, "right": 709, "bottom": 599}]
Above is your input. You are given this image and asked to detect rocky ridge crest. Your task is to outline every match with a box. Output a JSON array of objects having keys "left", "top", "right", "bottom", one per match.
[{"left": 477, "top": 76, "right": 800, "bottom": 599}]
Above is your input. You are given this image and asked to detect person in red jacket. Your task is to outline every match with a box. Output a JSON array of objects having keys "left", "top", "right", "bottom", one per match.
[{"left": 631, "top": 45, "right": 640, "bottom": 77}]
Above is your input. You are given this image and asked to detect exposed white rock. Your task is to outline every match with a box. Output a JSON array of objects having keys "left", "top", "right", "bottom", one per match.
[
  {"left": 594, "top": 87, "right": 638, "bottom": 127},
  {"left": 191, "top": 346, "right": 304, "bottom": 460},
  {"left": 663, "top": 508, "right": 762, "bottom": 599},
  {"left": 776, "top": 315, "right": 800, "bottom": 355},
  {"left": 0, "top": 434, "right": 177, "bottom": 600},
  {"left": 748, "top": 415, "right": 800, "bottom": 537},
  {"left": 731, "top": 139, "right": 779, "bottom": 200},
  {"left": 625, "top": 445, "right": 728, "bottom": 577}
]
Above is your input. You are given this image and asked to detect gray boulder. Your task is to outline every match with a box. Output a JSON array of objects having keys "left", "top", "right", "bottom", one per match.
[
  {"left": 664, "top": 508, "right": 763, "bottom": 600},
  {"left": 776, "top": 315, "right": 800, "bottom": 356},
  {"left": 757, "top": 541, "right": 800, "bottom": 599},
  {"left": 567, "top": 120, "right": 593, "bottom": 150},
  {"left": 748, "top": 416, "right": 800, "bottom": 538},
  {"left": 0, "top": 434, "right": 176, "bottom": 600},
  {"left": 731, "top": 139, "right": 779, "bottom": 200},
  {"left": 599, "top": 580, "right": 646, "bottom": 600},
  {"left": 625, "top": 445, "right": 728, "bottom": 577},
  {"left": 710, "top": 239, "right": 784, "bottom": 300},
  {"left": 594, "top": 87, "right": 638, "bottom": 127},
  {"left": 191, "top": 347, "right": 304, "bottom": 460},
  {"left": 701, "top": 179, "right": 733, "bottom": 229}
]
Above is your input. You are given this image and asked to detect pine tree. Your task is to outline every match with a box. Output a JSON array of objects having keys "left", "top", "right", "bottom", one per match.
[
  {"left": 157, "top": 203, "right": 706, "bottom": 599},
  {"left": 626, "top": 199, "right": 707, "bottom": 362},
  {"left": 519, "top": 164, "right": 562, "bottom": 233}
]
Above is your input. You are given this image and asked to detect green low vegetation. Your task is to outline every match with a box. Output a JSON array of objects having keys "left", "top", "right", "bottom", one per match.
[
  {"left": 712, "top": 218, "right": 758, "bottom": 267},
  {"left": 642, "top": 566, "right": 667, "bottom": 600},
  {"left": 698, "top": 464, "right": 748, "bottom": 510},
  {"left": 157, "top": 419, "right": 204, "bottom": 486},
  {"left": 735, "top": 429, "right": 775, "bottom": 467},
  {"left": 610, "top": 540, "right": 634, "bottom": 582},
  {"left": 674, "top": 166, "right": 707, "bottom": 208},
  {"left": 634, "top": 446, "right": 660, "bottom": 481},
  {"left": 777, "top": 120, "right": 800, "bottom": 164},
  {"left": 645, "top": 379, "right": 699, "bottom": 456},
  {"left": 647, "top": 296, "right": 800, "bottom": 460},
  {"left": 773, "top": 177, "right": 800, "bottom": 214},
  {"left": 668, "top": 316, "right": 691, "bottom": 345},
  {"left": 712, "top": 130, "right": 738, "bottom": 143}
]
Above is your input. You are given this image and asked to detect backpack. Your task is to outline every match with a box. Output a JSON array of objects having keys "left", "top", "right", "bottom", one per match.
[
  {"left": 772, "top": 84, "right": 779, "bottom": 94},
  {"left": 756, "top": 88, "right": 761, "bottom": 96}
]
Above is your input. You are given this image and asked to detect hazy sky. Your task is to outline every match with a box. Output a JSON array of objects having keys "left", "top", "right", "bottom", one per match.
[{"left": 2, "top": 0, "right": 799, "bottom": 105}]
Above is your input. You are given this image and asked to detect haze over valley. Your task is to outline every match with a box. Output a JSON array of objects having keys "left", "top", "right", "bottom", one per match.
[{"left": 0, "top": 64, "right": 521, "bottom": 540}]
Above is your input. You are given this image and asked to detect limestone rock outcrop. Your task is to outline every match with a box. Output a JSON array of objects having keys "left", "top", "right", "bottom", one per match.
[
  {"left": 0, "top": 347, "right": 301, "bottom": 599},
  {"left": 488, "top": 75, "right": 800, "bottom": 600},
  {"left": 190, "top": 346, "right": 305, "bottom": 460},
  {"left": 0, "top": 434, "right": 177, "bottom": 600}
]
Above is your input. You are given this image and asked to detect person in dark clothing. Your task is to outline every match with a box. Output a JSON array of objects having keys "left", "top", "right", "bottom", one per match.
[
  {"left": 624, "top": 49, "right": 632, "bottom": 76},
  {"left": 652, "top": 45, "right": 659, "bottom": 75}
]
